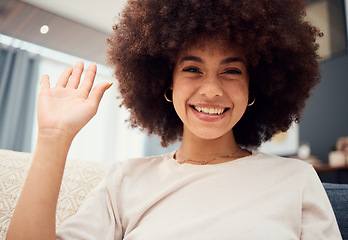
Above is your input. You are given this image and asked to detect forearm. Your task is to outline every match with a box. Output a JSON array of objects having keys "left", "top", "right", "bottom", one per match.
[{"left": 6, "top": 133, "right": 73, "bottom": 240}]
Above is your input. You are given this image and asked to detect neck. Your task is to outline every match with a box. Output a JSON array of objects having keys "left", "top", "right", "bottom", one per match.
[{"left": 177, "top": 127, "right": 249, "bottom": 164}]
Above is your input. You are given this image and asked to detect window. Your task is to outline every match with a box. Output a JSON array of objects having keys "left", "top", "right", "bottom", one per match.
[{"left": 306, "top": 0, "right": 347, "bottom": 60}]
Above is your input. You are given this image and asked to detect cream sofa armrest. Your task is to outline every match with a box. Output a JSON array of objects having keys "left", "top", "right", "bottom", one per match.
[{"left": 0, "top": 149, "right": 108, "bottom": 239}]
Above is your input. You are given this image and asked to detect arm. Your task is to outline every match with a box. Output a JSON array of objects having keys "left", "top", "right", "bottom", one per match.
[
  {"left": 301, "top": 167, "right": 342, "bottom": 240},
  {"left": 6, "top": 62, "right": 111, "bottom": 240}
]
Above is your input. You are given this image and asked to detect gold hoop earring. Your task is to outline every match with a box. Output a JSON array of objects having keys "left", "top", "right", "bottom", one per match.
[
  {"left": 248, "top": 98, "right": 255, "bottom": 106},
  {"left": 164, "top": 87, "right": 173, "bottom": 102}
]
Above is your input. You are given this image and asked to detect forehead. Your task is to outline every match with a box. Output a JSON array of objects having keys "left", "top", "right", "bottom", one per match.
[{"left": 177, "top": 37, "right": 245, "bottom": 60}]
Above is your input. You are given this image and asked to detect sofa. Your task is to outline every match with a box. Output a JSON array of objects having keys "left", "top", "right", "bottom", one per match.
[{"left": 0, "top": 149, "right": 347, "bottom": 239}]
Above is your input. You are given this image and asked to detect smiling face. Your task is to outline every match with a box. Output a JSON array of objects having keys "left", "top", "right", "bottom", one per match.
[{"left": 172, "top": 37, "right": 250, "bottom": 141}]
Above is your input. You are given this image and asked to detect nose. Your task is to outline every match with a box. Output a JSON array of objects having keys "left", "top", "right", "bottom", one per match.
[{"left": 198, "top": 75, "right": 223, "bottom": 98}]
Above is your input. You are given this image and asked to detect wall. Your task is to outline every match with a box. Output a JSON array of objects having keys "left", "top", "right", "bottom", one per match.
[{"left": 299, "top": 52, "right": 348, "bottom": 163}]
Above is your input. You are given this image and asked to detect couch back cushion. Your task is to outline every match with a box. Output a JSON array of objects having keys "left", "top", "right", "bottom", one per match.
[
  {"left": 0, "top": 149, "right": 108, "bottom": 239},
  {"left": 323, "top": 183, "right": 348, "bottom": 239}
]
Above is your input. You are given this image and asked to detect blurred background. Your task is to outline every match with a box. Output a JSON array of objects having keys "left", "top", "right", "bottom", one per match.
[{"left": 0, "top": 0, "right": 347, "bottom": 166}]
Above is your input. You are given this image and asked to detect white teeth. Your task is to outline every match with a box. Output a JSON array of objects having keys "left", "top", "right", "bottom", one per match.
[{"left": 194, "top": 106, "right": 225, "bottom": 115}]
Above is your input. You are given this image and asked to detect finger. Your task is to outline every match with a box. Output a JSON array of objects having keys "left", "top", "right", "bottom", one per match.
[
  {"left": 67, "top": 61, "right": 84, "bottom": 89},
  {"left": 56, "top": 67, "right": 73, "bottom": 87},
  {"left": 40, "top": 74, "right": 50, "bottom": 89},
  {"left": 105, "top": 82, "right": 113, "bottom": 90},
  {"left": 79, "top": 63, "right": 97, "bottom": 94},
  {"left": 88, "top": 82, "right": 110, "bottom": 107}
]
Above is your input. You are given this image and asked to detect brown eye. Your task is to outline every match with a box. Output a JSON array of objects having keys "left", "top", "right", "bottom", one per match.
[
  {"left": 222, "top": 68, "right": 242, "bottom": 74},
  {"left": 183, "top": 67, "right": 202, "bottom": 73}
]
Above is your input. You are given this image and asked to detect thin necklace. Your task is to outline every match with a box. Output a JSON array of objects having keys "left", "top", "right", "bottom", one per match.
[{"left": 173, "top": 150, "right": 243, "bottom": 165}]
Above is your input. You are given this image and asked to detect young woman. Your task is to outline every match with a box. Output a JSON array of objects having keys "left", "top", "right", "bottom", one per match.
[{"left": 6, "top": 0, "right": 342, "bottom": 239}]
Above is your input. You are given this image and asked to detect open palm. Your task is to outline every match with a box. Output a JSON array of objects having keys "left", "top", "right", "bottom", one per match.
[{"left": 37, "top": 62, "right": 110, "bottom": 139}]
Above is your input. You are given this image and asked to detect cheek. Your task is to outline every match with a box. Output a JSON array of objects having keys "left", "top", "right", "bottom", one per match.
[
  {"left": 172, "top": 75, "right": 192, "bottom": 104},
  {"left": 227, "top": 82, "right": 249, "bottom": 102},
  {"left": 172, "top": 76, "right": 185, "bottom": 117},
  {"left": 172, "top": 86, "right": 186, "bottom": 114},
  {"left": 172, "top": 80, "right": 197, "bottom": 123}
]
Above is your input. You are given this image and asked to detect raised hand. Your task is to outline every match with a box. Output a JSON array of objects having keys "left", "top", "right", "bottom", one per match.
[
  {"left": 6, "top": 62, "right": 112, "bottom": 240},
  {"left": 37, "top": 61, "right": 111, "bottom": 140}
]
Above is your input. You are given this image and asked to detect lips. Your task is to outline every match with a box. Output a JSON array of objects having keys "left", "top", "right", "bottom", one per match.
[
  {"left": 189, "top": 104, "right": 230, "bottom": 118},
  {"left": 192, "top": 106, "right": 227, "bottom": 115}
]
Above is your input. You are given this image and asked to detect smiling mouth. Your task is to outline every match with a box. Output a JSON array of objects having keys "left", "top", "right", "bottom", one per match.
[{"left": 190, "top": 105, "right": 229, "bottom": 115}]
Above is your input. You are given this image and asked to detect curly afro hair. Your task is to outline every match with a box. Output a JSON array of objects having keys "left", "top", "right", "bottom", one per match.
[{"left": 108, "top": 0, "right": 322, "bottom": 147}]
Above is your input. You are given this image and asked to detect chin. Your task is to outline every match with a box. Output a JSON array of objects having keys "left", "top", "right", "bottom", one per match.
[{"left": 191, "top": 129, "right": 231, "bottom": 141}]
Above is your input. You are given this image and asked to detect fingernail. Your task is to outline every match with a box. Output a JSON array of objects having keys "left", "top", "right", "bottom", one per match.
[{"left": 105, "top": 82, "right": 113, "bottom": 90}]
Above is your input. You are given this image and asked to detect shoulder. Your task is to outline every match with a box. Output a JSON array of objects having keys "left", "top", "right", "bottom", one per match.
[
  {"left": 104, "top": 151, "right": 175, "bottom": 178},
  {"left": 122, "top": 151, "right": 174, "bottom": 169},
  {"left": 247, "top": 151, "right": 316, "bottom": 182},
  {"left": 241, "top": 151, "right": 324, "bottom": 197},
  {"left": 251, "top": 150, "right": 313, "bottom": 169}
]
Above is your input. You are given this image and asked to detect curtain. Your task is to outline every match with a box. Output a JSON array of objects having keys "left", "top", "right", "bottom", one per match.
[{"left": 0, "top": 44, "right": 40, "bottom": 152}]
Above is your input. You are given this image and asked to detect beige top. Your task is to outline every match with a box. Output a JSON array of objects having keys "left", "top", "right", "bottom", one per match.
[{"left": 56, "top": 151, "right": 342, "bottom": 240}]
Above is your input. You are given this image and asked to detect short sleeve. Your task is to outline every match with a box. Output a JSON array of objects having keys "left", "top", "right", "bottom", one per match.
[
  {"left": 301, "top": 166, "right": 342, "bottom": 240},
  {"left": 56, "top": 162, "right": 123, "bottom": 240}
]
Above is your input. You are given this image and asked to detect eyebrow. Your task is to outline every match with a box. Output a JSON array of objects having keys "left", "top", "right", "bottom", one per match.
[
  {"left": 179, "top": 56, "right": 203, "bottom": 64},
  {"left": 179, "top": 56, "right": 245, "bottom": 65},
  {"left": 220, "top": 57, "right": 245, "bottom": 65}
]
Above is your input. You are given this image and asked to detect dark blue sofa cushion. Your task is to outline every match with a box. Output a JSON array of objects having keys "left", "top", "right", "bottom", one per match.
[{"left": 323, "top": 183, "right": 348, "bottom": 240}]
